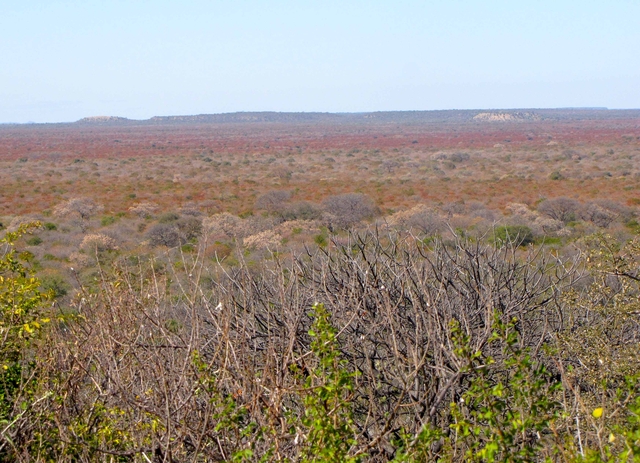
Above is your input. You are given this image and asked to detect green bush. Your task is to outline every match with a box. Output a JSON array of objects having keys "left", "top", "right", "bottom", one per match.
[
  {"left": 39, "top": 274, "right": 71, "bottom": 299},
  {"left": 158, "top": 211, "right": 180, "bottom": 223},
  {"left": 100, "top": 215, "right": 117, "bottom": 226},
  {"left": 492, "top": 225, "right": 534, "bottom": 247},
  {"left": 26, "top": 236, "right": 43, "bottom": 246},
  {"left": 536, "top": 235, "right": 562, "bottom": 246},
  {"left": 298, "top": 303, "right": 359, "bottom": 463},
  {"left": 0, "top": 224, "right": 49, "bottom": 457},
  {"left": 180, "top": 243, "right": 196, "bottom": 253},
  {"left": 449, "top": 316, "right": 562, "bottom": 461},
  {"left": 626, "top": 219, "right": 640, "bottom": 234},
  {"left": 314, "top": 233, "right": 328, "bottom": 247}
]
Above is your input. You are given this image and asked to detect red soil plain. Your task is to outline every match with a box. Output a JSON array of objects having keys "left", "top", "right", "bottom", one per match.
[{"left": 1, "top": 109, "right": 640, "bottom": 217}]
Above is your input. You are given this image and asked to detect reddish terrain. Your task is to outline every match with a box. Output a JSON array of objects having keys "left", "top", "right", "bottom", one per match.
[{"left": 1, "top": 109, "right": 639, "bottom": 217}]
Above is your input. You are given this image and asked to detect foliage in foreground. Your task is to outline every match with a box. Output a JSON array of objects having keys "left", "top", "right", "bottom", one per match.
[
  {"left": 0, "top": 226, "right": 639, "bottom": 461},
  {"left": 0, "top": 223, "right": 51, "bottom": 458}
]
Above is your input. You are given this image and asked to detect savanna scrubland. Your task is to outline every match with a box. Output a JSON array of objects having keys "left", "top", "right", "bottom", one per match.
[{"left": 1, "top": 109, "right": 640, "bottom": 461}]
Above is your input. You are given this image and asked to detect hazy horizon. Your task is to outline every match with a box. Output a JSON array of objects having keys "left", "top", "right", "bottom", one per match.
[
  {"left": 3, "top": 1, "right": 639, "bottom": 124},
  {"left": 7, "top": 106, "right": 640, "bottom": 126}
]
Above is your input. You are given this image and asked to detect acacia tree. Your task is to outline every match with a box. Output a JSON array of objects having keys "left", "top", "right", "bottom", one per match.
[
  {"left": 53, "top": 198, "right": 103, "bottom": 231},
  {"left": 580, "top": 202, "right": 617, "bottom": 228},
  {"left": 323, "top": 193, "right": 377, "bottom": 229},
  {"left": 537, "top": 197, "right": 581, "bottom": 224},
  {"left": 255, "top": 190, "right": 292, "bottom": 215}
]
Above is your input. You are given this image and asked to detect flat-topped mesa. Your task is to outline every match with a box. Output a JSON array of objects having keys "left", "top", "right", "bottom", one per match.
[
  {"left": 75, "top": 116, "right": 131, "bottom": 125},
  {"left": 147, "top": 112, "right": 339, "bottom": 124},
  {"left": 472, "top": 111, "right": 542, "bottom": 122}
]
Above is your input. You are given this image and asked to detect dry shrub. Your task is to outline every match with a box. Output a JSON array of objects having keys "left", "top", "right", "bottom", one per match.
[
  {"left": 128, "top": 201, "right": 159, "bottom": 218},
  {"left": 242, "top": 229, "right": 282, "bottom": 249},
  {"left": 274, "top": 219, "right": 319, "bottom": 236},
  {"left": 593, "top": 199, "right": 634, "bottom": 221},
  {"left": 53, "top": 198, "right": 102, "bottom": 221},
  {"left": 68, "top": 251, "right": 92, "bottom": 268},
  {"left": 80, "top": 234, "right": 118, "bottom": 252},
  {"left": 175, "top": 216, "right": 203, "bottom": 241},
  {"left": 506, "top": 202, "right": 564, "bottom": 234},
  {"left": 441, "top": 201, "right": 467, "bottom": 216},
  {"left": 322, "top": 193, "right": 377, "bottom": 229},
  {"left": 580, "top": 202, "right": 617, "bottom": 228},
  {"left": 202, "top": 212, "right": 242, "bottom": 237},
  {"left": 245, "top": 215, "right": 280, "bottom": 235},
  {"left": 53, "top": 198, "right": 103, "bottom": 231},
  {"left": 385, "top": 204, "right": 444, "bottom": 235},
  {"left": 537, "top": 197, "right": 581, "bottom": 223},
  {"left": 254, "top": 190, "right": 292, "bottom": 213},
  {"left": 579, "top": 200, "right": 634, "bottom": 228},
  {"left": 280, "top": 201, "right": 323, "bottom": 221},
  {"left": 466, "top": 200, "right": 499, "bottom": 221},
  {"left": 7, "top": 215, "right": 41, "bottom": 232},
  {"left": 203, "top": 241, "right": 233, "bottom": 261},
  {"left": 146, "top": 223, "right": 181, "bottom": 247},
  {"left": 31, "top": 230, "right": 580, "bottom": 461},
  {"left": 179, "top": 203, "right": 203, "bottom": 217}
]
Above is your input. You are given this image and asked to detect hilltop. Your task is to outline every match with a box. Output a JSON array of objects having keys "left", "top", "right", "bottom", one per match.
[{"left": 50, "top": 108, "right": 640, "bottom": 127}]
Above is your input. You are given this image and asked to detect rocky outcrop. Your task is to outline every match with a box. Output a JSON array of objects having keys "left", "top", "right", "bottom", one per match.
[{"left": 473, "top": 112, "right": 542, "bottom": 122}]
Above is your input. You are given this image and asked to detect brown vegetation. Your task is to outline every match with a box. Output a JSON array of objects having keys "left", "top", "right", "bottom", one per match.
[{"left": 1, "top": 110, "right": 640, "bottom": 461}]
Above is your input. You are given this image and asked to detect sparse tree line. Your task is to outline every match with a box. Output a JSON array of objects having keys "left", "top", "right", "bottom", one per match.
[{"left": 1, "top": 212, "right": 640, "bottom": 461}]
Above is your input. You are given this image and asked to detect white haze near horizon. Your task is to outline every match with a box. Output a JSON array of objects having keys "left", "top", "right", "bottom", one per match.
[{"left": 1, "top": 0, "right": 639, "bottom": 123}]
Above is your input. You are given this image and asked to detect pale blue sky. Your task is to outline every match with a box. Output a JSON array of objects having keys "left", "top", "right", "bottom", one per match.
[{"left": 1, "top": 1, "right": 639, "bottom": 123}]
